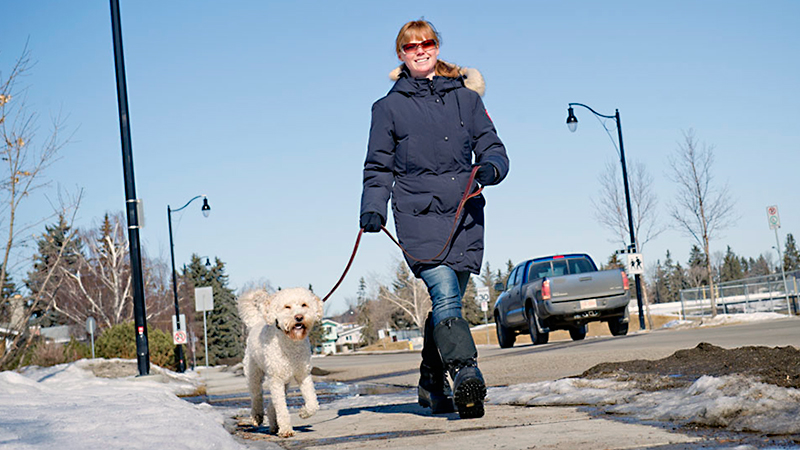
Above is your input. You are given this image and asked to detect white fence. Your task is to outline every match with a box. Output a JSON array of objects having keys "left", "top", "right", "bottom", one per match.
[{"left": 676, "top": 271, "right": 799, "bottom": 318}]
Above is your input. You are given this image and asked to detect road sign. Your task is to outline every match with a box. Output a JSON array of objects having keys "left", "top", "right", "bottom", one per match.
[
  {"left": 476, "top": 286, "right": 490, "bottom": 312},
  {"left": 173, "top": 330, "right": 187, "bottom": 345},
  {"left": 195, "top": 286, "right": 214, "bottom": 312},
  {"left": 626, "top": 253, "right": 645, "bottom": 275},
  {"left": 85, "top": 316, "right": 96, "bottom": 334},
  {"left": 767, "top": 205, "right": 780, "bottom": 230}
]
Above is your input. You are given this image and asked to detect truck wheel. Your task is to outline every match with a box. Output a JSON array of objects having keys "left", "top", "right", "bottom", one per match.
[
  {"left": 569, "top": 325, "right": 587, "bottom": 341},
  {"left": 526, "top": 306, "right": 549, "bottom": 345},
  {"left": 608, "top": 317, "right": 629, "bottom": 336},
  {"left": 495, "top": 313, "right": 515, "bottom": 349}
]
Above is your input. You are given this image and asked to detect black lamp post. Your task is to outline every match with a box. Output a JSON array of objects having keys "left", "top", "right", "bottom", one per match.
[
  {"left": 168, "top": 195, "right": 210, "bottom": 372},
  {"left": 566, "top": 103, "right": 645, "bottom": 330}
]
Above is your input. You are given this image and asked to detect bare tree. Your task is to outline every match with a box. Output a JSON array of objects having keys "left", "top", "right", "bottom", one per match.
[
  {"left": 53, "top": 213, "right": 172, "bottom": 328},
  {"left": 593, "top": 159, "right": 665, "bottom": 253},
  {"left": 376, "top": 262, "right": 431, "bottom": 330},
  {"left": 668, "top": 129, "right": 737, "bottom": 316},
  {"left": 1, "top": 46, "right": 72, "bottom": 308}
]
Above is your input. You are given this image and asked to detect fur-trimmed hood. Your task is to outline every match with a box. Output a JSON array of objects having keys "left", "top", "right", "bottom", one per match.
[{"left": 389, "top": 61, "right": 485, "bottom": 97}]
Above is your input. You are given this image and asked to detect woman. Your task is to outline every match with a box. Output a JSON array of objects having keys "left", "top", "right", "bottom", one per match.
[{"left": 360, "top": 20, "right": 509, "bottom": 419}]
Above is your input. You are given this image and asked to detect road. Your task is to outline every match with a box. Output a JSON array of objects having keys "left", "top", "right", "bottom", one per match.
[{"left": 312, "top": 317, "right": 800, "bottom": 387}]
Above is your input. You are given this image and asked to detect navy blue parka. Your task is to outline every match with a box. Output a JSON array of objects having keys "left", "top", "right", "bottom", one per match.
[{"left": 360, "top": 63, "right": 509, "bottom": 277}]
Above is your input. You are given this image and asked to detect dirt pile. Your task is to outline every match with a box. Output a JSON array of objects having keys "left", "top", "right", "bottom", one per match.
[{"left": 580, "top": 342, "right": 800, "bottom": 388}]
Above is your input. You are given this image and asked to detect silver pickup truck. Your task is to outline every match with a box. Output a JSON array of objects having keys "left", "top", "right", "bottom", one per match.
[{"left": 492, "top": 253, "right": 631, "bottom": 348}]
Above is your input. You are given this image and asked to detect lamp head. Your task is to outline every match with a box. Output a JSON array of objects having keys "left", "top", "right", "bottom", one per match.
[
  {"left": 566, "top": 107, "right": 578, "bottom": 132},
  {"left": 201, "top": 197, "right": 211, "bottom": 218}
]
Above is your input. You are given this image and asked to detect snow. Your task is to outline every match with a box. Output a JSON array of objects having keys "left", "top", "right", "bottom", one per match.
[
  {"left": 0, "top": 359, "right": 246, "bottom": 450},
  {"left": 0, "top": 314, "right": 797, "bottom": 448}
]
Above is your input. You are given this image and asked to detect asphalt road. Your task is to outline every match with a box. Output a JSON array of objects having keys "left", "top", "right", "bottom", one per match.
[{"left": 312, "top": 317, "right": 800, "bottom": 387}]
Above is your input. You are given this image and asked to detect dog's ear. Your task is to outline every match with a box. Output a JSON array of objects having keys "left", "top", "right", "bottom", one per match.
[
  {"left": 260, "top": 291, "right": 279, "bottom": 325},
  {"left": 309, "top": 294, "right": 323, "bottom": 323}
]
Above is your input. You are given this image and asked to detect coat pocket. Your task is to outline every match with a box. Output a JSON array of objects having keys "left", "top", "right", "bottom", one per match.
[{"left": 393, "top": 193, "right": 433, "bottom": 216}]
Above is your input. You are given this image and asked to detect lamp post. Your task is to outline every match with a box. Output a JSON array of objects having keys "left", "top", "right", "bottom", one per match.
[
  {"left": 566, "top": 103, "right": 645, "bottom": 330},
  {"left": 168, "top": 195, "right": 210, "bottom": 372}
]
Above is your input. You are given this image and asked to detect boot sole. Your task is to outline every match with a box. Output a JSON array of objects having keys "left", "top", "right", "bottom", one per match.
[
  {"left": 453, "top": 378, "right": 486, "bottom": 419},
  {"left": 418, "top": 389, "right": 456, "bottom": 414}
]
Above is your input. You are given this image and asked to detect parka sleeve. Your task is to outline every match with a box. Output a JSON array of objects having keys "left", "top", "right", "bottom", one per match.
[
  {"left": 360, "top": 100, "right": 395, "bottom": 221},
  {"left": 471, "top": 95, "right": 509, "bottom": 185}
]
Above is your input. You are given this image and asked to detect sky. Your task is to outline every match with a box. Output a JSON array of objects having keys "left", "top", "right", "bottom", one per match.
[
  {"left": 0, "top": 315, "right": 797, "bottom": 449},
  {"left": 2, "top": 1, "right": 799, "bottom": 315}
]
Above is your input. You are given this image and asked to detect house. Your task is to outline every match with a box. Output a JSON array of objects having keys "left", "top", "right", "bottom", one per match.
[{"left": 319, "top": 319, "right": 364, "bottom": 355}]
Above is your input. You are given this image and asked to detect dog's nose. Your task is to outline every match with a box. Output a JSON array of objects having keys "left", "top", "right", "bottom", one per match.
[{"left": 295, "top": 314, "right": 304, "bottom": 322}]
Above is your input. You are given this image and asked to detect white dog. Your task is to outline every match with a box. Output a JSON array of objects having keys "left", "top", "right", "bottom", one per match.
[{"left": 237, "top": 287, "right": 323, "bottom": 438}]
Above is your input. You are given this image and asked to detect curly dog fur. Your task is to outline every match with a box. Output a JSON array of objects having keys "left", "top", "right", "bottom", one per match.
[{"left": 238, "top": 287, "right": 323, "bottom": 438}]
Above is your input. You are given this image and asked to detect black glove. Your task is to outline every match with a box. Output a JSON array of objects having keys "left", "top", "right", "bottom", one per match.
[
  {"left": 475, "top": 163, "right": 496, "bottom": 185},
  {"left": 360, "top": 212, "right": 384, "bottom": 233}
]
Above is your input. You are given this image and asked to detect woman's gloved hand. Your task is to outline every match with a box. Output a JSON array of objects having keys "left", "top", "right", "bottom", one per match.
[
  {"left": 475, "top": 163, "right": 497, "bottom": 185},
  {"left": 360, "top": 212, "right": 384, "bottom": 233}
]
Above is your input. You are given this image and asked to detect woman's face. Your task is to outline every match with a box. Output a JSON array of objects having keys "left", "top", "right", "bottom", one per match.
[{"left": 398, "top": 36, "right": 439, "bottom": 79}]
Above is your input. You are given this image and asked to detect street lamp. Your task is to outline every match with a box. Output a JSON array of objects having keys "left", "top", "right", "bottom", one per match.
[
  {"left": 566, "top": 103, "right": 646, "bottom": 330},
  {"left": 168, "top": 195, "right": 211, "bottom": 372}
]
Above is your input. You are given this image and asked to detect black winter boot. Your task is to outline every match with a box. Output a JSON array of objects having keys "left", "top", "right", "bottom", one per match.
[
  {"left": 433, "top": 317, "right": 486, "bottom": 419},
  {"left": 418, "top": 313, "right": 455, "bottom": 414}
]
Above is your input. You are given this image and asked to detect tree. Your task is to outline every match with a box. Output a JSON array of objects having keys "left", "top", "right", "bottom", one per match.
[
  {"left": 1, "top": 46, "right": 75, "bottom": 331},
  {"left": 668, "top": 129, "right": 737, "bottom": 316},
  {"left": 479, "top": 262, "right": 500, "bottom": 304},
  {"left": 719, "top": 246, "right": 744, "bottom": 282},
  {"left": 593, "top": 159, "right": 665, "bottom": 252},
  {"left": 686, "top": 245, "right": 708, "bottom": 288},
  {"left": 377, "top": 262, "right": 430, "bottom": 329},
  {"left": 186, "top": 255, "right": 243, "bottom": 365},
  {"left": 461, "top": 276, "right": 482, "bottom": 326},
  {"left": 784, "top": 234, "right": 799, "bottom": 272},
  {"left": 603, "top": 253, "right": 624, "bottom": 270}
]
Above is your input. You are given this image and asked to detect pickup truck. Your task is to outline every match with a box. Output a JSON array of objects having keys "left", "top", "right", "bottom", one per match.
[{"left": 492, "top": 253, "right": 631, "bottom": 348}]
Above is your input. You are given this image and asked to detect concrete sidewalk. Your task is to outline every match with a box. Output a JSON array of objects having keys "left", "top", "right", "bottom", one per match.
[{"left": 199, "top": 365, "right": 700, "bottom": 450}]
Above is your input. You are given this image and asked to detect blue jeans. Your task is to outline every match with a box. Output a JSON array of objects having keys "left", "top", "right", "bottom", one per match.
[{"left": 419, "top": 266, "right": 470, "bottom": 326}]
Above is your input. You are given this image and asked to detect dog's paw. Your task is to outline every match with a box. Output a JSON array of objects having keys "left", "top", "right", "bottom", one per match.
[
  {"left": 277, "top": 428, "right": 296, "bottom": 438},
  {"left": 299, "top": 405, "right": 318, "bottom": 419},
  {"left": 252, "top": 413, "right": 264, "bottom": 426}
]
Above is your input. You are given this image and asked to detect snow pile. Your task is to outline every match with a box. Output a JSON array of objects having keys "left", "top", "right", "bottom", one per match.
[
  {"left": 488, "top": 374, "right": 800, "bottom": 434},
  {"left": 0, "top": 359, "right": 246, "bottom": 450}
]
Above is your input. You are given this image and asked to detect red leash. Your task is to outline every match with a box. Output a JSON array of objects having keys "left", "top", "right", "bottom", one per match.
[{"left": 322, "top": 166, "right": 483, "bottom": 303}]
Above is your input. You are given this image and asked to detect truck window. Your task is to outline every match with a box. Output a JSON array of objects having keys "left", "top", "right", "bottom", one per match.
[
  {"left": 528, "top": 262, "right": 551, "bottom": 280},
  {"left": 567, "top": 258, "right": 595, "bottom": 275},
  {"left": 552, "top": 260, "right": 568, "bottom": 276}
]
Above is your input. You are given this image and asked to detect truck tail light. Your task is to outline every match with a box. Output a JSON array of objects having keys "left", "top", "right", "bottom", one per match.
[
  {"left": 542, "top": 279, "right": 551, "bottom": 300},
  {"left": 622, "top": 271, "right": 630, "bottom": 290}
]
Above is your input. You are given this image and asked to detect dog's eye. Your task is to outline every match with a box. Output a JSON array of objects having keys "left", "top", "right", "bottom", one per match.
[
  {"left": 302, "top": 303, "right": 307, "bottom": 308},
  {"left": 285, "top": 305, "right": 291, "bottom": 309}
]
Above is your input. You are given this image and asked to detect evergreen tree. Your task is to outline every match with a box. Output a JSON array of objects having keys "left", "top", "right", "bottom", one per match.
[
  {"left": 604, "top": 253, "right": 623, "bottom": 269},
  {"left": 784, "top": 234, "right": 800, "bottom": 272},
  {"left": 462, "top": 276, "right": 482, "bottom": 325},
  {"left": 479, "top": 262, "right": 499, "bottom": 303},
  {"left": 24, "top": 216, "right": 83, "bottom": 326},
  {"left": 649, "top": 259, "right": 669, "bottom": 304},
  {"left": 186, "top": 255, "right": 243, "bottom": 365},
  {"left": 719, "top": 246, "right": 744, "bottom": 282},
  {"left": 687, "top": 245, "right": 708, "bottom": 288}
]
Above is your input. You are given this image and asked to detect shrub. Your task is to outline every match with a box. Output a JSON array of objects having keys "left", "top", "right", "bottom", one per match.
[{"left": 95, "top": 322, "right": 177, "bottom": 371}]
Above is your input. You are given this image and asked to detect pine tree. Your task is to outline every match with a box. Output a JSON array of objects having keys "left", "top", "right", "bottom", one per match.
[
  {"left": 462, "top": 276, "right": 482, "bottom": 325},
  {"left": 479, "top": 262, "right": 499, "bottom": 303},
  {"left": 687, "top": 245, "right": 708, "bottom": 288},
  {"left": 604, "top": 253, "right": 623, "bottom": 269},
  {"left": 186, "top": 255, "right": 243, "bottom": 365},
  {"left": 24, "top": 216, "right": 83, "bottom": 326},
  {"left": 719, "top": 246, "right": 744, "bottom": 282},
  {"left": 784, "top": 234, "right": 800, "bottom": 272}
]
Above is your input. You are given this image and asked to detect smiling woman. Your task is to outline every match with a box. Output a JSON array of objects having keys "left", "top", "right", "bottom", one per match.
[{"left": 359, "top": 19, "right": 510, "bottom": 420}]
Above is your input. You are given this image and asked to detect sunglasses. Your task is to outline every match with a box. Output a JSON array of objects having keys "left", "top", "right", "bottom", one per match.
[{"left": 401, "top": 39, "right": 437, "bottom": 54}]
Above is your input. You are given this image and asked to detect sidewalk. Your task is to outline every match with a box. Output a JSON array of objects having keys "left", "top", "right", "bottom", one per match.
[{"left": 199, "top": 365, "right": 700, "bottom": 450}]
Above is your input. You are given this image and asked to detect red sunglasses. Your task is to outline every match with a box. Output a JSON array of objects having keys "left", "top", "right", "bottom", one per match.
[{"left": 401, "top": 39, "right": 437, "bottom": 54}]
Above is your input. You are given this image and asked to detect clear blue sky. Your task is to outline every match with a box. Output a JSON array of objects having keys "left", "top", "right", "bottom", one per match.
[{"left": 3, "top": 1, "right": 799, "bottom": 315}]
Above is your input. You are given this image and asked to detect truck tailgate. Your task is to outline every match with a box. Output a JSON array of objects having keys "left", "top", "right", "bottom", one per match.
[{"left": 548, "top": 270, "right": 626, "bottom": 302}]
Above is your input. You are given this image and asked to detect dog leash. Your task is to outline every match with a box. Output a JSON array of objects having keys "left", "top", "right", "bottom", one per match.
[{"left": 321, "top": 166, "right": 483, "bottom": 303}]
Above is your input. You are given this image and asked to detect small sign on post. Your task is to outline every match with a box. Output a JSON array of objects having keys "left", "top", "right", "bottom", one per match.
[
  {"left": 476, "top": 286, "right": 491, "bottom": 344},
  {"left": 172, "top": 314, "right": 187, "bottom": 345},
  {"left": 626, "top": 253, "right": 645, "bottom": 275},
  {"left": 85, "top": 317, "right": 97, "bottom": 359},
  {"left": 767, "top": 205, "right": 781, "bottom": 230},
  {"left": 195, "top": 287, "right": 214, "bottom": 367}
]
